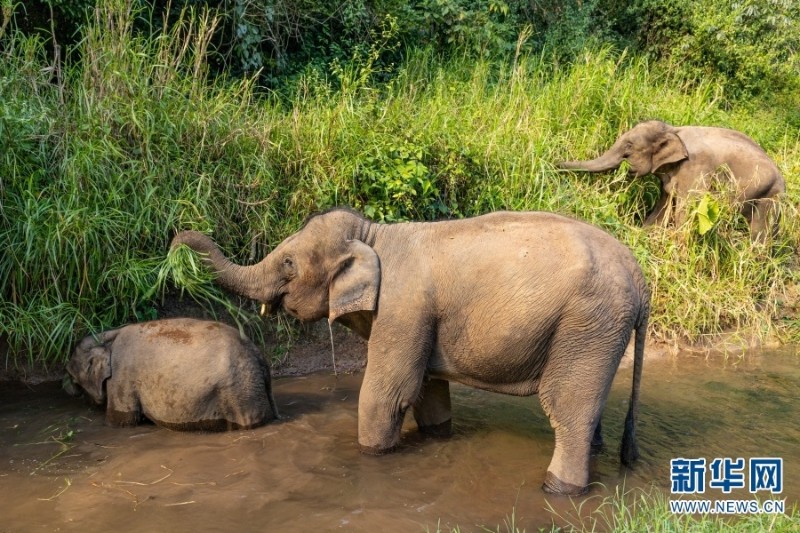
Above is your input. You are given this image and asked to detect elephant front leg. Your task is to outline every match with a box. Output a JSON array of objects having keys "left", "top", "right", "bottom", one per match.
[
  {"left": 358, "top": 329, "right": 430, "bottom": 455},
  {"left": 357, "top": 366, "right": 417, "bottom": 455},
  {"left": 643, "top": 190, "right": 672, "bottom": 226},
  {"left": 746, "top": 198, "right": 778, "bottom": 243},
  {"left": 413, "top": 377, "right": 452, "bottom": 437},
  {"left": 105, "top": 385, "right": 143, "bottom": 427}
]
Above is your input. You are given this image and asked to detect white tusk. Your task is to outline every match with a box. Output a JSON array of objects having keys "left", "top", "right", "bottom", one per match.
[{"left": 260, "top": 303, "right": 267, "bottom": 316}]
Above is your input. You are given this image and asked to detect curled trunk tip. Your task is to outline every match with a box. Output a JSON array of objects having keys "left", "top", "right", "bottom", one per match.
[
  {"left": 169, "top": 230, "right": 273, "bottom": 303},
  {"left": 171, "top": 230, "right": 209, "bottom": 251}
]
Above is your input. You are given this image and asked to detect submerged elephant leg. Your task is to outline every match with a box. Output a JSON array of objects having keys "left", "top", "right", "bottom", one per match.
[
  {"left": 538, "top": 333, "right": 625, "bottom": 495},
  {"left": 413, "top": 378, "right": 452, "bottom": 437},
  {"left": 105, "top": 385, "right": 143, "bottom": 427},
  {"left": 358, "top": 362, "right": 424, "bottom": 454},
  {"left": 358, "top": 326, "right": 430, "bottom": 454},
  {"left": 540, "top": 412, "right": 595, "bottom": 495}
]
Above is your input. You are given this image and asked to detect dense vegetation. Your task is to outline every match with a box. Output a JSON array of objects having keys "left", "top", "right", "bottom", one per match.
[{"left": 1, "top": 0, "right": 799, "bottom": 369}]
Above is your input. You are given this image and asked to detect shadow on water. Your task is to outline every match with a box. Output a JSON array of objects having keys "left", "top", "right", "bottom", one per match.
[{"left": 0, "top": 347, "right": 798, "bottom": 531}]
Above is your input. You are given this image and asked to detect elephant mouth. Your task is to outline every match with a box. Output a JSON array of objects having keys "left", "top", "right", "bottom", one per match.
[{"left": 262, "top": 294, "right": 285, "bottom": 316}]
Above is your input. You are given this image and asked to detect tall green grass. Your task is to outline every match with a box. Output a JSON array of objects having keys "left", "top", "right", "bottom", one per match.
[{"left": 1, "top": 1, "right": 798, "bottom": 367}]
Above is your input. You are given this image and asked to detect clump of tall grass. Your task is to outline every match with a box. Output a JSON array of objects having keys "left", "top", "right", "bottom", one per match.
[
  {"left": 0, "top": 1, "right": 289, "bottom": 366},
  {"left": 1, "top": 1, "right": 798, "bottom": 368},
  {"left": 624, "top": 194, "right": 798, "bottom": 344}
]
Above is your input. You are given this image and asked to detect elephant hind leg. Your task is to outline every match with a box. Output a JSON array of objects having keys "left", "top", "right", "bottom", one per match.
[
  {"left": 538, "top": 333, "right": 626, "bottom": 495},
  {"left": 540, "top": 414, "right": 594, "bottom": 496}
]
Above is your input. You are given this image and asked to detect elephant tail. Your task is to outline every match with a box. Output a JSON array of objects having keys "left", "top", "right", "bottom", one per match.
[{"left": 620, "top": 303, "right": 647, "bottom": 467}]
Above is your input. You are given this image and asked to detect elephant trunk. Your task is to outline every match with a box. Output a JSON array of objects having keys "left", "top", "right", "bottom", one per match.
[
  {"left": 559, "top": 146, "right": 624, "bottom": 173},
  {"left": 170, "top": 231, "right": 277, "bottom": 303},
  {"left": 62, "top": 373, "right": 81, "bottom": 397}
]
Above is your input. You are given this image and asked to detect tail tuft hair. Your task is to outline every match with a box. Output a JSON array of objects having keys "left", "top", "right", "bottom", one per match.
[{"left": 620, "top": 407, "right": 639, "bottom": 467}]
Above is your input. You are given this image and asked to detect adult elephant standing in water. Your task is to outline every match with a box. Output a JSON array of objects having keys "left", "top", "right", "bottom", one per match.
[
  {"left": 559, "top": 120, "right": 785, "bottom": 242},
  {"left": 171, "top": 208, "right": 650, "bottom": 495}
]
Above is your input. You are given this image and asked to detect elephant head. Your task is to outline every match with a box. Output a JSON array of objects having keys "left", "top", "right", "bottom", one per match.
[
  {"left": 560, "top": 120, "right": 689, "bottom": 177},
  {"left": 65, "top": 330, "right": 119, "bottom": 404},
  {"left": 170, "top": 209, "right": 380, "bottom": 325}
]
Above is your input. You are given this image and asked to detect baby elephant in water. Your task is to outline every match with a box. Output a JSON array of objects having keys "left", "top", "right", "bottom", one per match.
[{"left": 64, "top": 318, "right": 279, "bottom": 430}]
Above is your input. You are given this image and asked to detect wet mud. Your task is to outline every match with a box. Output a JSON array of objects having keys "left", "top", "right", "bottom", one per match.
[{"left": 1, "top": 348, "right": 798, "bottom": 531}]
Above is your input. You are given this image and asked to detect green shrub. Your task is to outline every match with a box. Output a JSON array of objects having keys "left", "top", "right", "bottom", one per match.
[{"left": 629, "top": 0, "right": 800, "bottom": 100}]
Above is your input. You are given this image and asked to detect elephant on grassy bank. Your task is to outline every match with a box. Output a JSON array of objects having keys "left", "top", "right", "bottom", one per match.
[
  {"left": 559, "top": 120, "right": 785, "bottom": 242},
  {"left": 64, "top": 318, "right": 279, "bottom": 430},
  {"left": 171, "top": 208, "right": 649, "bottom": 495}
]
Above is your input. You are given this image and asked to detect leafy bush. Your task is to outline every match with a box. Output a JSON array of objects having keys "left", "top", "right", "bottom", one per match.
[
  {"left": 11, "top": 0, "right": 800, "bottom": 105},
  {"left": 628, "top": 0, "right": 800, "bottom": 100}
]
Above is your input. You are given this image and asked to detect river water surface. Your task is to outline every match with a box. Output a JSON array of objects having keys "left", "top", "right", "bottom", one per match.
[{"left": 1, "top": 348, "right": 798, "bottom": 531}]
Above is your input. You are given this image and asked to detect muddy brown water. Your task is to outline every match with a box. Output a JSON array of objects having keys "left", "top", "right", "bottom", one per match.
[{"left": 1, "top": 348, "right": 798, "bottom": 532}]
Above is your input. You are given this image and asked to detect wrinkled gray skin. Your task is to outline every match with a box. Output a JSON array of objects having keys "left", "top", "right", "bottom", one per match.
[
  {"left": 560, "top": 120, "right": 785, "bottom": 242},
  {"left": 171, "top": 209, "right": 649, "bottom": 495},
  {"left": 64, "top": 318, "right": 279, "bottom": 431}
]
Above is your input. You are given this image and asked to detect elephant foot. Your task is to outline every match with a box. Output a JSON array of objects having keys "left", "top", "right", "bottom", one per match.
[
  {"left": 358, "top": 443, "right": 396, "bottom": 456},
  {"left": 418, "top": 418, "right": 452, "bottom": 438},
  {"left": 542, "top": 471, "right": 589, "bottom": 496},
  {"left": 106, "top": 409, "right": 142, "bottom": 428}
]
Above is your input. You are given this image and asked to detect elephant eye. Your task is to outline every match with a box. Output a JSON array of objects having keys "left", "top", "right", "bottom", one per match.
[{"left": 282, "top": 257, "right": 296, "bottom": 276}]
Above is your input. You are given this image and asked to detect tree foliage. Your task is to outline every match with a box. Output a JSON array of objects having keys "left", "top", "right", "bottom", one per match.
[{"left": 12, "top": 0, "right": 799, "bottom": 100}]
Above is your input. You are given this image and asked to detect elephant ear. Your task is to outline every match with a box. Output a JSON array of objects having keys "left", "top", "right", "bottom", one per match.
[
  {"left": 651, "top": 132, "right": 688, "bottom": 172},
  {"left": 79, "top": 330, "right": 119, "bottom": 403},
  {"left": 328, "top": 239, "right": 380, "bottom": 323}
]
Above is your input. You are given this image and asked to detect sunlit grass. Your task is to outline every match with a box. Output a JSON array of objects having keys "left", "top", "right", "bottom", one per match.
[
  {"left": 547, "top": 485, "right": 799, "bottom": 532},
  {"left": 429, "top": 486, "right": 799, "bottom": 532}
]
